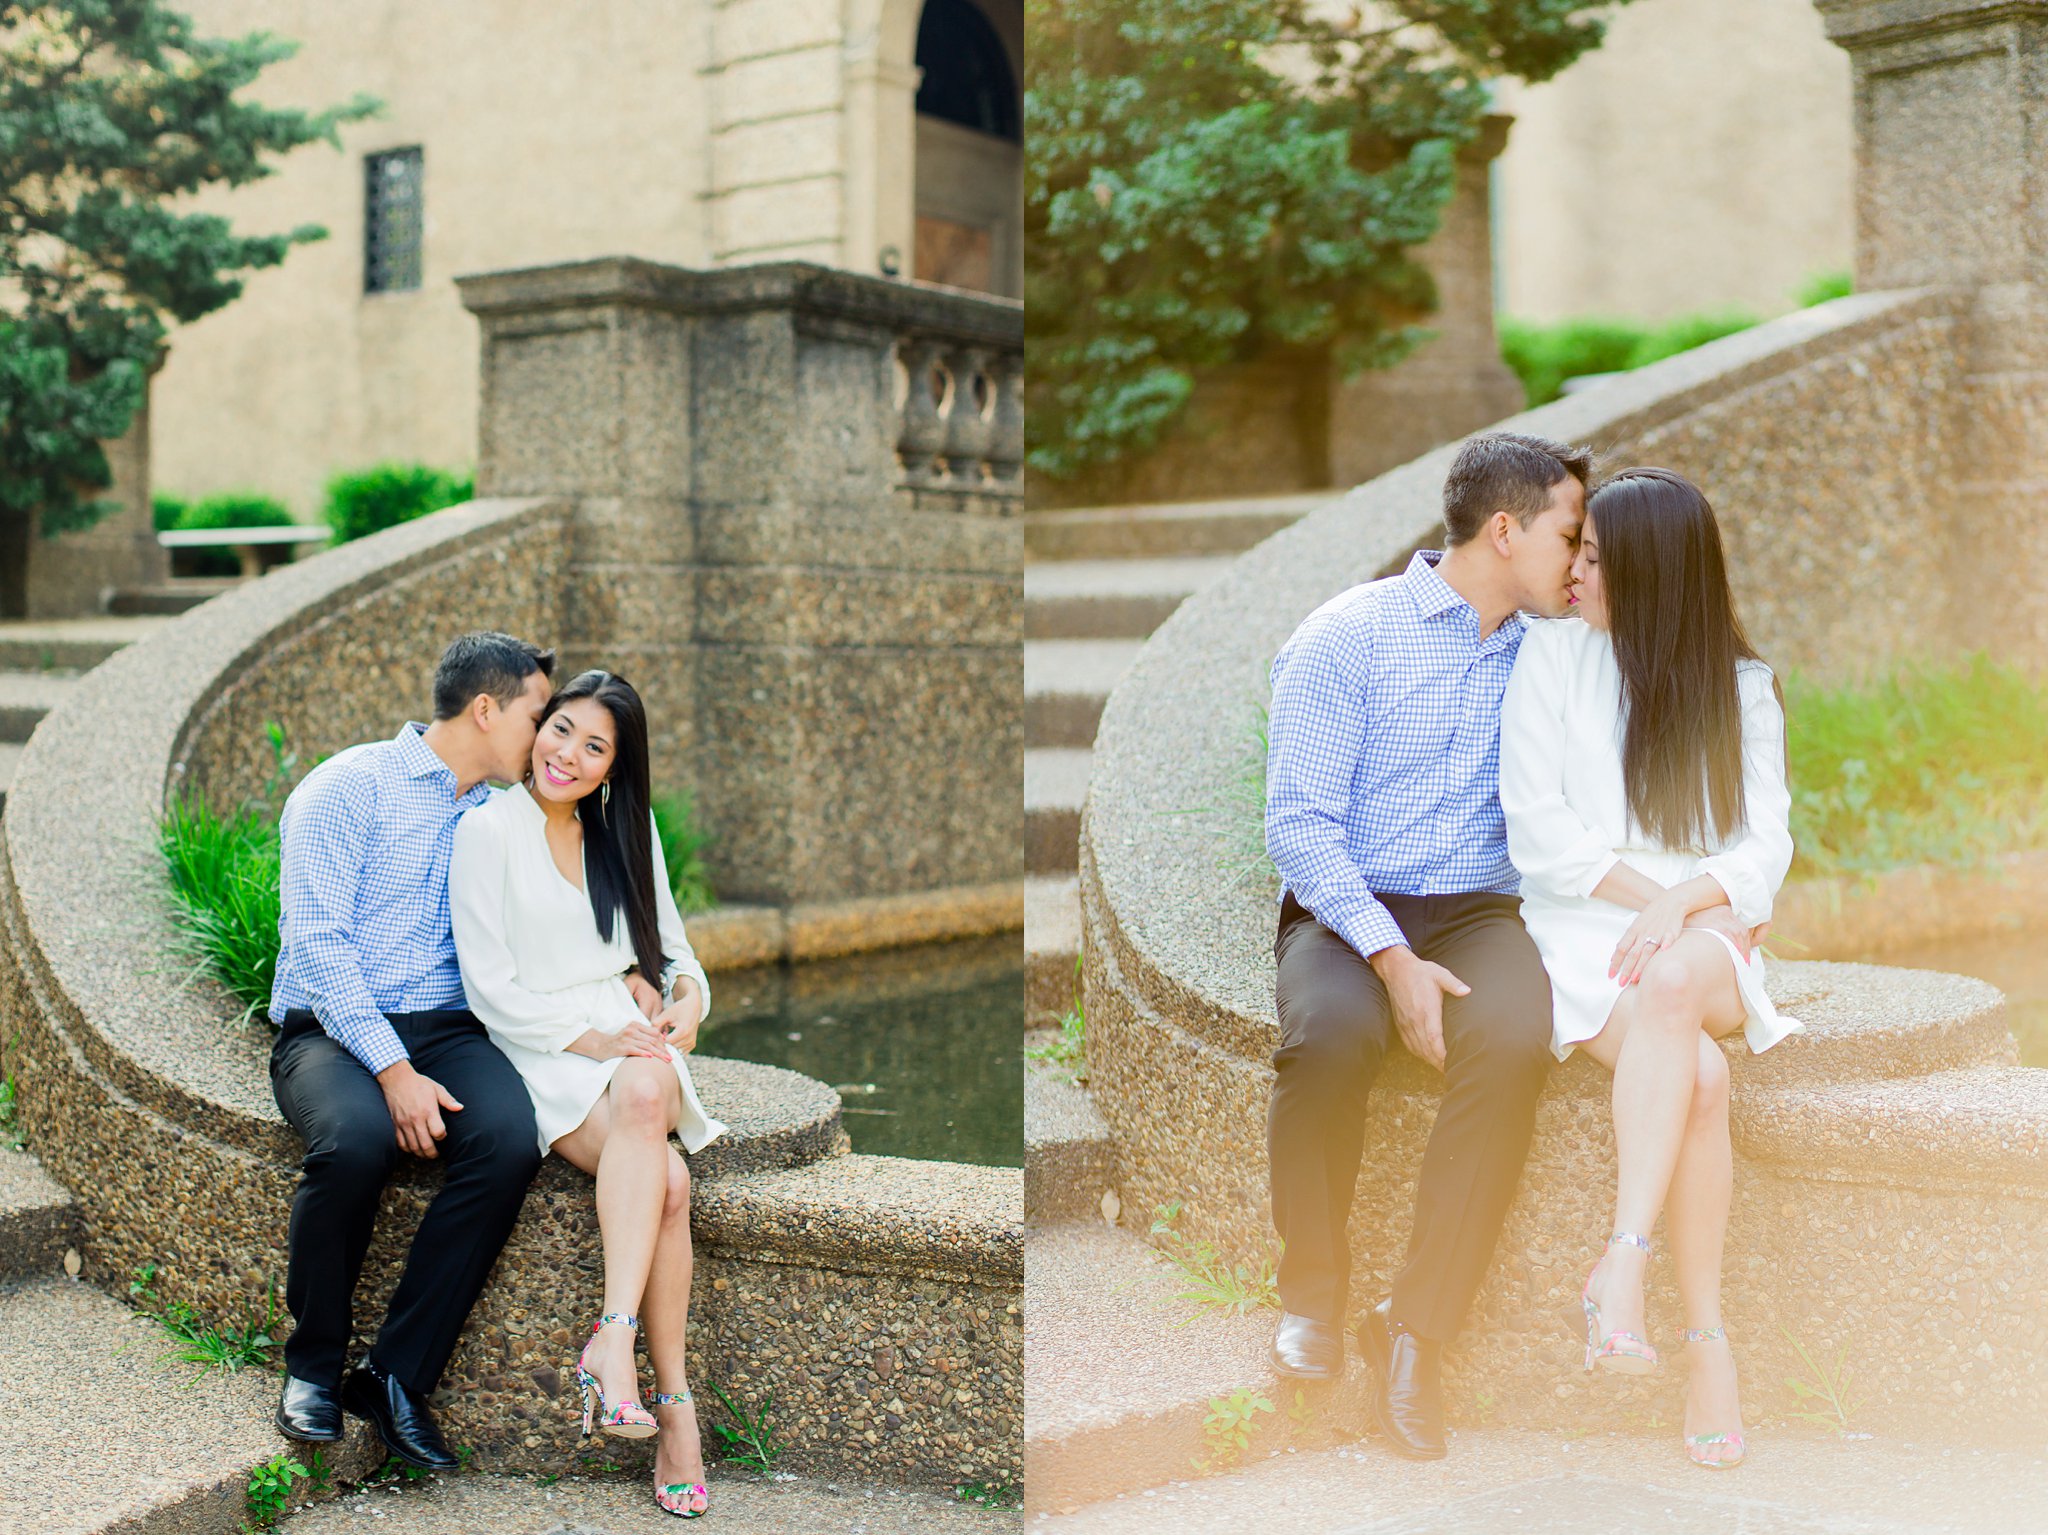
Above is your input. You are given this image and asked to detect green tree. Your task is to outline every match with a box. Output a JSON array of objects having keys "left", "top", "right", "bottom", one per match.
[
  {"left": 1025, "top": 0, "right": 1637, "bottom": 481},
  {"left": 0, "top": 1, "right": 376, "bottom": 612}
]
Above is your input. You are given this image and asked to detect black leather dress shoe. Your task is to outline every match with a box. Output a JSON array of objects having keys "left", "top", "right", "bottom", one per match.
[
  {"left": 1270, "top": 1310, "right": 1347, "bottom": 1381},
  {"left": 341, "top": 1360, "right": 460, "bottom": 1471},
  {"left": 275, "top": 1374, "right": 343, "bottom": 1442},
  {"left": 1358, "top": 1298, "right": 1447, "bottom": 1460}
]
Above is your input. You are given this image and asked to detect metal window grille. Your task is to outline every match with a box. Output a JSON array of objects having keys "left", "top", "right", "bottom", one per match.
[{"left": 364, "top": 147, "right": 424, "bottom": 294}]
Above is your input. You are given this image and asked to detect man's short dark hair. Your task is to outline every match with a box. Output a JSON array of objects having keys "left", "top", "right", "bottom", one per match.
[
  {"left": 1441, "top": 432, "right": 1596, "bottom": 546},
  {"left": 432, "top": 632, "right": 556, "bottom": 721}
]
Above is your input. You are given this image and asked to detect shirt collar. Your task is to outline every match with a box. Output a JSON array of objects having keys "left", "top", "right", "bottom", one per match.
[
  {"left": 1403, "top": 548, "right": 1471, "bottom": 622},
  {"left": 392, "top": 721, "right": 483, "bottom": 801}
]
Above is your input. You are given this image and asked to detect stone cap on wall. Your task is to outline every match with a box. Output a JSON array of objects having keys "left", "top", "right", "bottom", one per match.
[{"left": 455, "top": 257, "right": 1023, "bottom": 346}]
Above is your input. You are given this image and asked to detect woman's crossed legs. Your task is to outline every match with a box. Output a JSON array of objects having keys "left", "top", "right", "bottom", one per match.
[
  {"left": 1577, "top": 930, "right": 1747, "bottom": 1461},
  {"left": 554, "top": 1059, "right": 706, "bottom": 1500}
]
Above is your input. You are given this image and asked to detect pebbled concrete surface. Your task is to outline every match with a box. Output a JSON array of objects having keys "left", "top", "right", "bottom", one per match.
[
  {"left": 276, "top": 1469, "right": 1023, "bottom": 1533},
  {"left": 1031, "top": 1425, "right": 2048, "bottom": 1533}
]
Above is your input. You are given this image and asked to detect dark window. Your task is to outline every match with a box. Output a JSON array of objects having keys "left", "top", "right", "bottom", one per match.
[
  {"left": 364, "top": 147, "right": 424, "bottom": 294},
  {"left": 914, "top": 0, "right": 1018, "bottom": 142}
]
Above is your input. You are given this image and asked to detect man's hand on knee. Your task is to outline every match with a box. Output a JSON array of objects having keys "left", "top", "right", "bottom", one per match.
[
  {"left": 376, "top": 1060, "right": 464, "bottom": 1159},
  {"left": 1369, "top": 946, "right": 1468, "bottom": 1072}
]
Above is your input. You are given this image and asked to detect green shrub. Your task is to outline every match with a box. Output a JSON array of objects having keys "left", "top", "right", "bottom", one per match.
[
  {"left": 323, "top": 463, "right": 474, "bottom": 544},
  {"left": 181, "top": 492, "right": 295, "bottom": 531},
  {"left": 1795, "top": 270, "right": 1853, "bottom": 308},
  {"left": 1625, "top": 309, "right": 1760, "bottom": 370},
  {"left": 1498, "top": 317, "right": 1646, "bottom": 408},
  {"left": 652, "top": 790, "right": 717, "bottom": 914},
  {"left": 152, "top": 492, "right": 189, "bottom": 532}
]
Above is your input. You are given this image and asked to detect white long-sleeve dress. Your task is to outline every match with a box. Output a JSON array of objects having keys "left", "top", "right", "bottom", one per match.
[
  {"left": 1499, "top": 617, "right": 1803, "bottom": 1062},
  {"left": 449, "top": 781, "right": 727, "bottom": 1156}
]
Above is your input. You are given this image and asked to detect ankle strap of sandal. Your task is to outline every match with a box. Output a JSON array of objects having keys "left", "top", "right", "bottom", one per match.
[
  {"left": 650, "top": 1388, "right": 693, "bottom": 1405},
  {"left": 1679, "top": 1324, "right": 1727, "bottom": 1343},
  {"left": 1608, "top": 1231, "right": 1652, "bottom": 1255},
  {"left": 591, "top": 1311, "right": 640, "bottom": 1335}
]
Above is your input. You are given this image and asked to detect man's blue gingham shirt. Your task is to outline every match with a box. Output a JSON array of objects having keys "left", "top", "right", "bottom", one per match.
[
  {"left": 270, "top": 723, "right": 495, "bottom": 1074},
  {"left": 1265, "top": 549, "right": 1529, "bottom": 961}
]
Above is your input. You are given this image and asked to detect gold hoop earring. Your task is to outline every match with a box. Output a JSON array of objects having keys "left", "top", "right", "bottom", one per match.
[{"left": 600, "top": 780, "right": 611, "bottom": 818}]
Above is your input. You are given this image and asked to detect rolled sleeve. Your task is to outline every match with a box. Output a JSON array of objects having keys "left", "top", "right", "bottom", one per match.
[{"left": 1265, "top": 617, "right": 1408, "bottom": 961}]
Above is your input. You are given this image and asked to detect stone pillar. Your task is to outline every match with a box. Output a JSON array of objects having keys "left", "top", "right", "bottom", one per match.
[
  {"left": 458, "top": 258, "right": 1021, "bottom": 908},
  {"left": 1324, "top": 116, "right": 1526, "bottom": 490},
  {"left": 10, "top": 385, "right": 166, "bottom": 619},
  {"left": 1817, "top": 0, "right": 2048, "bottom": 649}
]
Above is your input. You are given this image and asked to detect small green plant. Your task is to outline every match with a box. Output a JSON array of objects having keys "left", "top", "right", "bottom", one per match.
[
  {"left": 367, "top": 1453, "right": 434, "bottom": 1485},
  {"left": 1286, "top": 1385, "right": 1316, "bottom": 1429},
  {"left": 651, "top": 790, "right": 717, "bottom": 914},
  {"left": 323, "top": 462, "right": 473, "bottom": 544},
  {"left": 1166, "top": 701, "right": 1276, "bottom": 890},
  {"left": 159, "top": 796, "right": 282, "bottom": 1019},
  {"left": 708, "top": 1381, "right": 781, "bottom": 1475},
  {"left": 243, "top": 1452, "right": 309, "bottom": 1529},
  {"left": 1193, "top": 1388, "right": 1274, "bottom": 1472},
  {"left": 129, "top": 1262, "right": 281, "bottom": 1378},
  {"left": 1779, "top": 1323, "right": 1865, "bottom": 1433},
  {"left": 1026, "top": 954, "right": 1086, "bottom": 1073},
  {"left": 1795, "top": 269, "right": 1853, "bottom": 308},
  {"left": 532, "top": 1471, "right": 562, "bottom": 1488},
  {"left": 1149, "top": 1202, "right": 1280, "bottom": 1320},
  {"left": 956, "top": 1480, "right": 1022, "bottom": 1509},
  {"left": 0, "top": 1072, "right": 24, "bottom": 1150}
]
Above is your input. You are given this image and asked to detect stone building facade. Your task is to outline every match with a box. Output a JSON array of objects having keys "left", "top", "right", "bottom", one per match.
[
  {"left": 1496, "top": 0, "right": 1855, "bottom": 322},
  {"left": 147, "top": 0, "right": 1021, "bottom": 515}
]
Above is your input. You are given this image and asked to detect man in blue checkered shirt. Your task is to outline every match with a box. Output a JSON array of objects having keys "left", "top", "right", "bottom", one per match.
[
  {"left": 1263, "top": 433, "right": 1591, "bottom": 1459},
  {"left": 268, "top": 631, "right": 555, "bottom": 1469}
]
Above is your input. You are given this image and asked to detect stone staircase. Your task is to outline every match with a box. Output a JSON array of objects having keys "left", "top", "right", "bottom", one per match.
[
  {"left": 0, "top": 617, "right": 171, "bottom": 813},
  {"left": 1022, "top": 493, "right": 1325, "bottom": 1023},
  {"left": 0, "top": 1144, "right": 380, "bottom": 1534}
]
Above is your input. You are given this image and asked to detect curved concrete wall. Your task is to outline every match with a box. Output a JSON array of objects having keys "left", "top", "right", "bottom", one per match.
[
  {"left": 1079, "top": 289, "right": 2048, "bottom": 1445},
  {"left": 0, "top": 500, "right": 1022, "bottom": 1485}
]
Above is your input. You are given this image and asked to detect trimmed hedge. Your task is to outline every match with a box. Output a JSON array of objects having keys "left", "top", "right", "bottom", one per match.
[{"left": 323, "top": 463, "right": 473, "bottom": 544}]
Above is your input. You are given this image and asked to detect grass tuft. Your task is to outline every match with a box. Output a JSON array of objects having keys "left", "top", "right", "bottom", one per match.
[
  {"left": 129, "top": 1262, "right": 281, "bottom": 1380},
  {"left": 651, "top": 790, "right": 718, "bottom": 914},
  {"left": 1149, "top": 1201, "right": 1280, "bottom": 1321}
]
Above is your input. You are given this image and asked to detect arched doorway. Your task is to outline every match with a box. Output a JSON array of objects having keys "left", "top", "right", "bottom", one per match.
[{"left": 911, "top": 0, "right": 1022, "bottom": 297}]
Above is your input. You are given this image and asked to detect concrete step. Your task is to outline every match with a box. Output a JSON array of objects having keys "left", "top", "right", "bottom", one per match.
[
  {"left": 1026, "top": 492, "right": 1328, "bottom": 562},
  {"left": 1026, "top": 639, "right": 1143, "bottom": 749},
  {"left": 1026, "top": 875, "right": 1081, "bottom": 1025},
  {"left": 1025, "top": 1042, "right": 1114, "bottom": 1224},
  {"left": 108, "top": 579, "right": 238, "bottom": 616},
  {"left": 1025, "top": 747, "right": 1093, "bottom": 876},
  {"left": 0, "top": 615, "right": 170, "bottom": 672},
  {"left": 0, "top": 670, "right": 77, "bottom": 744},
  {"left": 1032, "top": 1424, "right": 2048, "bottom": 1531},
  {"left": 0, "top": 1146, "right": 77, "bottom": 1282},
  {"left": 0, "top": 1275, "right": 381, "bottom": 1534},
  {"left": 1024, "top": 1221, "right": 1363, "bottom": 1511},
  {"left": 1024, "top": 556, "right": 1237, "bottom": 641}
]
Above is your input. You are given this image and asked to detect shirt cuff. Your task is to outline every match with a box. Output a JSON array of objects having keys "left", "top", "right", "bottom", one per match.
[
  {"left": 1698, "top": 857, "right": 1770, "bottom": 928},
  {"left": 344, "top": 1019, "right": 410, "bottom": 1077}
]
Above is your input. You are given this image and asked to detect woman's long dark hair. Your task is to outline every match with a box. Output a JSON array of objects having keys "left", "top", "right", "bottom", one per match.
[
  {"left": 1587, "top": 468, "right": 1769, "bottom": 851},
  {"left": 534, "top": 670, "right": 664, "bottom": 983}
]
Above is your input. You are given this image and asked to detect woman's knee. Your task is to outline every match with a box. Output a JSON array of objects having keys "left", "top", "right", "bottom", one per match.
[
  {"left": 610, "top": 1063, "right": 675, "bottom": 1137},
  {"left": 1635, "top": 950, "right": 1711, "bottom": 1020}
]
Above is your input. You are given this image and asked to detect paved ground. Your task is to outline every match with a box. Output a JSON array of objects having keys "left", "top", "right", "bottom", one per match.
[
  {"left": 1028, "top": 1425, "right": 2048, "bottom": 1533},
  {"left": 278, "top": 1471, "right": 1022, "bottom": 1533}
]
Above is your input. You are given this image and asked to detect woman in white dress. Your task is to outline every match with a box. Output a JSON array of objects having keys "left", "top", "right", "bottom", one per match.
[
  {"left": 449, "top": 669, "right": 724, "bottom": 1519},
  {"left": 1499, "top": 468, "right": 1801, "bottom": 1472}
]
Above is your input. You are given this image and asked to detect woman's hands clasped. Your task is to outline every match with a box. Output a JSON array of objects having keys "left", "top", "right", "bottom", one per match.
[
  {"left": 569, "top": 975, "right": 704, "bottom": 1060},
  {"left": 1608, "top": 888, "right": 1692, "bottom": 987}
]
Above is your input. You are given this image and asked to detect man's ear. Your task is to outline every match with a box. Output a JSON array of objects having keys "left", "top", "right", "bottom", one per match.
[
  {"left": 471, "top": 692, "right": 496, "bottom": 732},
  {"left": 1488, "top": 509, "right": 1516, "bottom": 558}
]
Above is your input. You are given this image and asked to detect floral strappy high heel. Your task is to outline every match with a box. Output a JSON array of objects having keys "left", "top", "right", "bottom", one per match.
[
  {"left": 650, "top": 1387, "right": 709, "bottom": 1518},
  {"left": 576, "top": 1312, "right": 658, "bottom": 1439},
  {"left": 1679, "top": 1324, "right": 1747, "bottom": 1468},
  {"left": 1581, "top": 1231, "right": 1659, "bottom": 1375}
]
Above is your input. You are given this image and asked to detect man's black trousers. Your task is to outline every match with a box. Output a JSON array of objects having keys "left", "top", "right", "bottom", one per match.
[
  {"left": 270, "top": 1009, "right": 542, "bottom": 1393},
  {"left": 1268, "top": 890, "right": 1553, "bottom": 1341}
]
